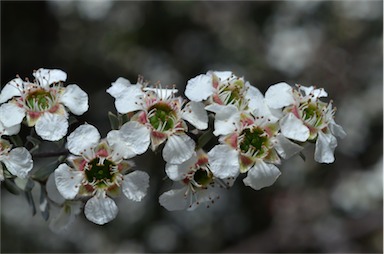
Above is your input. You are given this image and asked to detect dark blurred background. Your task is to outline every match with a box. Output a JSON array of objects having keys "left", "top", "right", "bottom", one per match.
[{"left": 1, "top": 1, "right": 382, "bottom": 253}]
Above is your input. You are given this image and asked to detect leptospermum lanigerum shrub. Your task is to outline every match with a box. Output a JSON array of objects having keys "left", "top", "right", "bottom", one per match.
[{"left": 0, "top": 68, "right": 345, "bottom": 228}]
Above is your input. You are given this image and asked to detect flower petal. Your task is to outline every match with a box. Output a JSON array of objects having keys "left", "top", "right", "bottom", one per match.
[
  {"left": 206, "top": 104, "right": 240, "bottom": 136},
  {"left": 246, "top": 84, "right": 280, "bottom": 123},
  {"left": 299, "top": 85, "right": 327, "bottom": 99},
  {"left": 35, "top": 113, "right": 69, "bottom": 141},
  {"left": 329, "top": 119, "right": 347, "bottom": 139},
  {"left": 208, "top": 144, "right": 239, "bottom": 178},
  {"left": 106, "top": 130, "right": 137, "bottom": 159},
  {"left": 273, "top": 133, "right": 303, "bottom": 159},
  {"left": 106, "top": 77, "right": 131, "bottom": 98},
  {"left": 0, "top": 102, "right": 25, "bottom": 127},
  {"left": 181, "top": 101, "right": 208, "bottom": 130},
  {"left": 0, "top": 78, "right": 24, "bottom": 103},
  {"left": 33, "top": 68, "right": 67, "bottom": 88},
  {"left": 280, "top": 113, "right": 310, "bottom": 142},
  {"left": 107, "top": 84, "right": 144, "bottom": 114},
  {"left": 143, "top": 87, "right": 178, "bottom": 100},
  {"left": 0, "top": 120, "right": 21, "bottom": 136},
  {"left": 54, "top": 164, "right": 83, "bottom": 199},
  {"left": 159, "top": 187, "right": 189, "bottom": 211},
  {"left": 117, "top": 121, "right": 151, "bottom": 155},
  {"left": 67, "top": 123, "right": 100, "bottom": 155},
  {"left": 187, "top": 187, "right": 219, "bottom": 211},
  {"left": 122, "top": 170, "right": 149, "bottom": 201},
  {"left": 165, "top": 154, "right": 197, "bottom": 181},
  {"left": 84, "top": 194, "right": 118, "bottom": 225},
  {"left": 243, "top": 161, "right": 281, "bottom": 190},
  {"left": 60, "top": 84, "right": 89, "bottom": 115},
  {"left": 3, "top": 147, "right": 33, "bottom": 178},
  {"left": 314, "top": 131, "right": 337, "bottom": 163},
  {"left": 265, "top": 82, "right": 295, "bottom": 109},
  {"left": 185, "top": 74, "right": 214, "bottom": 101},
  {"left": 162, "top": 134, "right": 195, "bottom": 164}
]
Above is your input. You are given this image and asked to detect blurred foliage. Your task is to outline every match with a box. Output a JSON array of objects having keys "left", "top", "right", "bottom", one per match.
[{"left": 1, "top": 1, "right": 383, "bottom": 253}]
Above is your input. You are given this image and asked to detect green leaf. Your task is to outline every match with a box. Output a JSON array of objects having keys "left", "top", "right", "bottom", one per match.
[
  {"left": 9, "top": 135, "right": 23, "bottom": 147},
  {"left": 3, "top": 178, "right": 21, "bottom": 195},
  {"left": 197, "top": 129, "right": 215, "bottom": 149},
  {"left": 108, "top": 111, "right": 120, "bottom": 130},
  {"left": 120, "top": 113, "right": 130, "bottom": 125},
  {"left": 32, "top": 158, "right": 62, "bottom": 182}
]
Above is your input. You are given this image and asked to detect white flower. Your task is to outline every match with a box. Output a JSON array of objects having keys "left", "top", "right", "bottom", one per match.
[
  {"left": 54, "top": 124, "right": 150, "bottom": 225},
  {"left": 0, "top": 68, "right": 89, "bottom": 141},
  {"left": 265, "top": 82, "right": 346, "bottom": 163},
  {"left": 107, "top": 77, "right": 208, "bottom": 164},
  {"left": 159, "top": 150, "right": 235, "bottom": 211},
  {"left": 0, "top": 138, "right": 33, "bottom": 181},
  {"left": 208, "top": 112, "right": 303, "bottom": 190}
]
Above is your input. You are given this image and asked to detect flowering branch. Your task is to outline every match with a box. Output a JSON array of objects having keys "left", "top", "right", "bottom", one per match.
[{"left": 0, "top": 68, "right": 346, "bottom": 229}]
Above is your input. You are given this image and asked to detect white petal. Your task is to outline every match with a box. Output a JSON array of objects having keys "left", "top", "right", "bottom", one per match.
[
  {"left": 33, "top": 68, "right": 67, "bottom": 88},
  {"left": 3, "top": 147, "right": 33, "bottom": 178},
  {"left": 35, "top": 113, "right": 69, "bottom": 141},
  {"left": 314, "top": 131, "right": 337, "bottom": 163},
  {"left": 108, "top": 84, "right": 144, "bottom": 114},
  {"left": 67, "top": 123, "right": 100, "bottom": 155},
  {"left": 0, "top": 120, "right": 21, "bottom": 136},
  {"left": 187, "top": 187, "right": 219, "bottom": 211},
  {"left": 280, "top": 113, "right": 309, "bottom": 142},
  {"left": 54, "top": 164, "right": 83, "bottom": 199},
  {"left": 243, "top": 161, "right": 281, "bottom": 190},
  {"left": 329, "top": 120, "right": 347, "bottom": 139},
  {"left": 273, "top": 133, "right": 303, "bottom": 159},
  {"left": 46, "top": 173, "right": 65, "bottom": 204},
  {"left": 181, "top": 101, "right": 208, "bottom": 130},
  {"left": 106, "top": 130, "right": 137, "bottom": 159},
  {"left": 210, "top": 71, "right": 233, "bottom": 81},
  {"left": 0, "top": 102, "right": 25, "bottom": 127},
  {"left": 60, "top": 84, "right": 89, "bottom": 115},
  {"left": 246, "top": 84, "right": 280, "bottom": 123},
  {"left": 106, "top": 77, "right": 132, "bottom": 98},
  {"left": 162, "top": 134, "right": 195, "bottom": 164},
  {"left": 0, "top": 78, "right": 24, "bottom": 103},
  {"left": 185, "top": 74, "right": 214, "bottom": 101},
  {"left": 84, "top": 194, "right": 118, "bottom": 225},
  {"left": 165, "top": 154, "right": 197, "bottom": 181},
  {"left": 265, "top": 82, "right": 295, "bottom": 109},
  {"left": 143, "top": 87, "right": 178, "bottom": 100},
  {"left": 122, "top": 170, "right": 149, "bottom": 201},
  {"left": 299, "top": 85, "right": 327, "bottom": 98},
  {"left": 208, "top": 144, "right": 239, "bottom": 178},
  {"left": 207, "top": 104, "right": 240, "bottom": 136},
  {"left": 159, "top": 187, "right": 189, "bottom": 211},
  {"left": 117, "top": 121, "right": 151, "bottom": 155}
]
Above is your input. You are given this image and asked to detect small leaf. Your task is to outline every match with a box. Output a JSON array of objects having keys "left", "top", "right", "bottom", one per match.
[
  {"left": 120, "top": 113, "right": 130, "bottom": 125},
  {"left": 68, "top": 115, "right": 78, "bottom": 125},
  {"left": 108, "top": 111, "right": 120, "bottom": 130},
  {"left": 32, "top": 158, "right": 62, "bottom": 182},
  {"left": 3, "top": 178, "right": 21, "bottom": 195},
  {"left": 197, "top": 129, "right": 215, "bottom": 149},
  {"left": 9, "top": 134, "right": 23, "bottom": 147}
]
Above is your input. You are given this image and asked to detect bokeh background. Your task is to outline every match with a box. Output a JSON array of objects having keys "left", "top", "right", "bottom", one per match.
[{"left": 1, "top": 1, "right": 383, "bottom": 253}]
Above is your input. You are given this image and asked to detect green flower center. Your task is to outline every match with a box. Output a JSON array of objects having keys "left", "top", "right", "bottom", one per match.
[
  {"left": 222, "top": 79, "right": 245, "bottom": 105},
  {"left": 26, "top": 89, "right": 55, "bottom": 111},
  {"left": 193, "top": 169, "right": 213, "bottom": 187},
  {"left": 300, "top": 102, "right": 324, "bottom": 127},
  {"left": 239, "top": 127, "right": 269, "bottom": 157},
  {"left": 85, "top": 158, "right": 116, "bottom": 188},
  {"left": 148, "top": 102, "right": 176, "bottom": 131}
]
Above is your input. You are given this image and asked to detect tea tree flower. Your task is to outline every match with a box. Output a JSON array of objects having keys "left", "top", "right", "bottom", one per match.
[
  {"left": 107, "top": 77, "right": 208, "bottom": 164},
  {"left": 0, "top": 68, "right": 89, "bottom": 141},
  {"left": 54, "top": 124, "right": 149, "bottom": 225},
  {"left": 209, "top": 112, "right": 302, "bottom": 190},
  {"left": 0, "top": 138, "right": 33, "bottom": 181},
  {"left": 159, "top": 150, "right": 236, "bottom": 211},
  {"left": 265, "top": 83, "right": 346, "bottom": 163}
]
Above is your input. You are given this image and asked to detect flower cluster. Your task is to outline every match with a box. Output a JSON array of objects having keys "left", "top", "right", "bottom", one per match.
[{"left": 0, "top": 68, "right": 345, "bottom": 226}]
